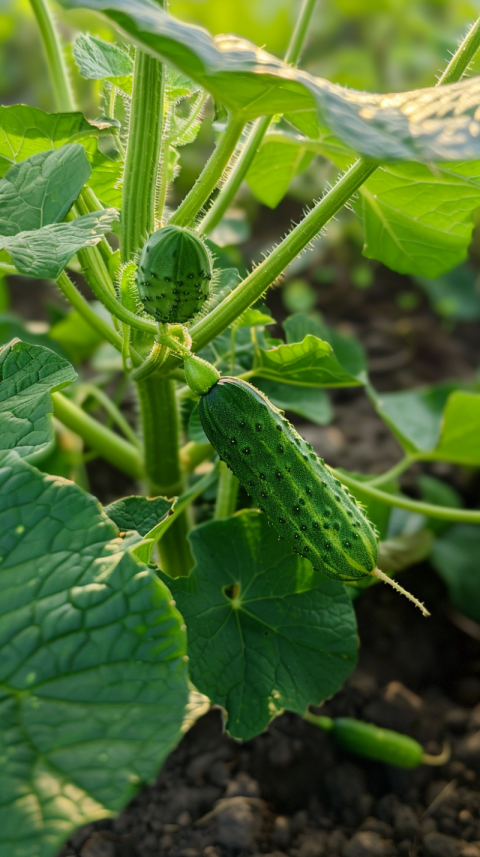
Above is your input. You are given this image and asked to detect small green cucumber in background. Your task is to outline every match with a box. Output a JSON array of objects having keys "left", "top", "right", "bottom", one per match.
[
  {"left": 198, "top": 376, "right": 378, "bottom": 581},
  {"left": 304, "top": 712, "right": 426, "bottom": 768},
  {"left": 136, "top": 225, "right": 213, "bottom": 324}
]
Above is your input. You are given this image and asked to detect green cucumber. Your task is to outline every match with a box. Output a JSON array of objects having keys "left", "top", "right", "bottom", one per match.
[
  {"left": 305, "top": 713, "right": 424, "bottom": 768},
  {"left": 136, "top": 225, "right": 212, "bottom": 324},
  {"left": 198, "top": 377, "right": 378, "bottom": 581}
]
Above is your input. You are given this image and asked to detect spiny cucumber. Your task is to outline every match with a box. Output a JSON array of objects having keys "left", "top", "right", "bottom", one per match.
[
  {"left": 198, "top": 376, "right": 378, "bottom": 581},
  {"left": 136, "top": 225, "right": 212, "bottom": 324}
]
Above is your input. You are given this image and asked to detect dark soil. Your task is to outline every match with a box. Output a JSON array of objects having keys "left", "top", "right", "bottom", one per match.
[{"left": 54, "top": 246, "right": 480, "bottom": 857}]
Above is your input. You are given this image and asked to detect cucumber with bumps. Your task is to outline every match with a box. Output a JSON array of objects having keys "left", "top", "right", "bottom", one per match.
[
  {"left": 198, "top": 377, "right": 378, "bottom": 581},
  {"left": 136, "top": 225, "right": 212, "bottom": 324}
]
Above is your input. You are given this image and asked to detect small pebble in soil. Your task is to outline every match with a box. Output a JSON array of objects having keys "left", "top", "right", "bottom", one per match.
[
  {"left": 343, "top": 830, "right": 393, "bottom": 857},
  {"left": 423, "top": 831, "right": 463, "bottom": 857}
]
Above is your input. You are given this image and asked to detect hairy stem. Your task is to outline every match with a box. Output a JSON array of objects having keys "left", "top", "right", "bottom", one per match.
[
  {"left": 438, "top": 16, "right": 480, "bottom": 85},
  {"left": 52, "top": 392, "right": 143, "bottom": 480},
  {"left": 366, "top": 455, "right": 416, "bottom": 488},
  {"left": 199, "top": 0, "right": 318, "bottom": 234},
  {"left": 190, "top": 158, "right": 377, "bottom": 352},
  {"left": 121, "top": 48, "right": 165, "bottom": 260},
  {"left": 169, "top": 112, "right": 245, "bottom": 228},
  {"left": 214, "top": 462, "right": 239, "bottom": 519},
  {"left": 136, "top": 377, "right": 194, "bottom": 575},
  {"left": 29, "top": 0, "right": 75, "bottom": 112}
]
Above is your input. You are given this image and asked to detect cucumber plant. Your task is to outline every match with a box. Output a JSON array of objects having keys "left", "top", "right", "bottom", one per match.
[{"left": 1, "top": 0, "right": 480, "bottom": 852}]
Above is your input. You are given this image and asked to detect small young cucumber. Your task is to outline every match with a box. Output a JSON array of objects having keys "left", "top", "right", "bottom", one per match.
[
  {"left": 136, "top": 225, "right": 212, "bottom": 324},
  {"left": 306, "top": 713, "right": 424, "bottom": 768},
  {"left": 198, "top": 377, "right": 378, "bottom": 581}
]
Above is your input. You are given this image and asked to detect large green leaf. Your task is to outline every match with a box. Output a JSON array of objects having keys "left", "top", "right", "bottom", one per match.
[
  {"left": 266, "top": 129, "right": 480, "bottom": 278},
  {"left": 58, "top": 0, "right": 480, "bottom": 163},
  {"left": 246, "top": 138, "right": 314, "bottom": 208},
  {"left": 105, "top": 495, "right": 174, "bottom": 536},
  {"left": 73, "top": 33, "right": 133, "bottom": 80},
  {"left": 358, "top": 161, "right": 480, "bottom": 278},
  {"left": 0, "top": 451, "right": 188, "bottom": 857},
  {"left": 283, "top": 313, "right": 367, "bottom": 381},
  {"left": 370, "top": 384, "right": 480, "bottom": 465},
  {"left": 252, "top": 334, "right": 362, "bottom": 387},
  {"left": 0, "top": 145, "right": 91, "bottom": 237},
  {"left": 431, "top": 525, "right": 480, "bottom": 623},
  {"left": 0, "top": 339, "right": 76, "bottom": 459},
  {"left": 0, "top": 105, "right": 122, "bottom": 209},
  {"left": 434, "top": 391, "right": 480, "bottom": 465},
  {"left": 164, "top": 511, "right": 358, "bottom": 741},
  {"left": 0, "top": 210, "right": 117, "bottom": 279},
  {"left": 369, "top": 382, "right": 460, "bottom": 454}
]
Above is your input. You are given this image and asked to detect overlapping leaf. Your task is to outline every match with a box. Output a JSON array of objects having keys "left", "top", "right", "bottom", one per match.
[
  {"left": 370, "top": 385, "right": 480, "bottom": 465},
  {"left": 165, "top": 511, "right": 357, "bottom": 740},
  {"left": 58, "top": 0, "right": 480, "bottom": 162},
  {"left": 0, "top": 210, "right": 117, "bottom": 279},
  {"left": 0, "top": 339, "right": 76, "bottom": 459},
  {"left": 0, "top": 452, "right": 188, "bottom": 857},
  {"left": 106, "top": 495, "right": 174, "bottom": 536},
  {"left": 0, "top": 105, "right": 122, "bottom": 209},
  {"left": 0, "top": 145, "right": 91, "bottom": 236}
]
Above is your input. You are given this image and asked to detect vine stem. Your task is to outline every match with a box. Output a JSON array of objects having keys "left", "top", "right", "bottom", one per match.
[
  {"left": 77, "top": 382, "right": 141, "bottom": 449},
  {"left": 332, "top": 468, "right": 480, "bottom": 523},
  {"left": 169, "top": 112, "right": 246, "bottom": 228},
  {"left": 199, "top": 0, "right": 318, "bottom": 235},
  {"left": 189, "top": 158, "right": 377, "bottom": 352},
  {"left": 136, "top": 377, "right": 194, "bottom": 575},
  {"left": 52, "top": 392, "right": 143, "bottom": 479},
  {"left": 366, "top": 455, "right": 416, "bottom": 487},
  {"left": 121, "top": 47, "right": 165, "bottom": 260},
  {"left": 29, "top": 0, "right": 75, "bottom": 112},
  {"left": 214, "top": 462, "right": 239, "bottom": 519},
  {"left": 437, "top": 17, "right": 480, "bottom": 85}
]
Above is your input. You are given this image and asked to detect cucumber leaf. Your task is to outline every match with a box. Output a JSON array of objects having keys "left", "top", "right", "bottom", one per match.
[
  {"left": 73, "top": 33, "right": 133, "bottom": 80},
  {"left": 164, "top": 510, "right": 357, "bottom": 741},
  {"left": 0, "top": 210, "right": 117, "bottom": 279},
  {"left": 0, "top": 451, "right": 188, "bottom": 857},
  {"left": 283, "top": 313, "right": 367, "bottom": 381},
  {"left": 105, "top": 495, "right": 174, "bottom": 536},
  {"left": 246, "top": 137, "right": 314, "bottom": 208},
  {"left": 0, "top": 339, "right": 76, "bottom": 459},
  {"left": 58, "top": 0, "right": 480, "bottom": 163},
  {"left": 252, "top": 334, "right": 363, "bottom": 387},
  {"left": 0, "top": 145, "right": 91, "bottom": 236},
  {"left": 370, "top": 385, "right": 480, "bottom": 465},
  {"left": 0, "top": 105, "right": 123, "bottom": 210}
]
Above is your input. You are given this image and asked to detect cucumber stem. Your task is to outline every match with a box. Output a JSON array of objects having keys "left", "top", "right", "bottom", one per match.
[
  {"left": 121, "top": 47, "right": 165, "bottom": 260},
  {"left": 169, "top": 112, "right": 246, "bottom": 228},
  {"left": 29, "top": 0, "right": 75, "bottom": 112},
  {"left": 214, "top": 462, "right": 239, "bottom": 519},
  {"left": 136, "top": 376, "right": 194, "bottom": 576},
  {"left": 371, "top": 568, "right": 430, "bottom": 617}
]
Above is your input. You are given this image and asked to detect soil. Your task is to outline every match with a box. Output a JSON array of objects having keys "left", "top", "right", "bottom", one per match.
[{"left": 12, "top": 212, "right": 480, "bottom": 857}]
